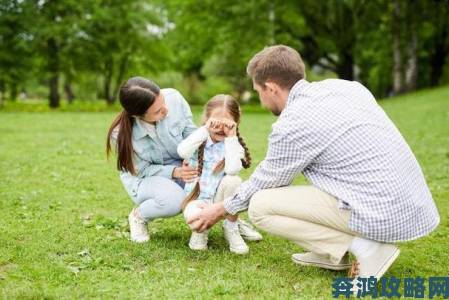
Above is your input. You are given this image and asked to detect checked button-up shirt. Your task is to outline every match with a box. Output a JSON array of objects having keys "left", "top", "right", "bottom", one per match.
[{"left": 223, "top": 79, "right": 440, "bottom": 242}]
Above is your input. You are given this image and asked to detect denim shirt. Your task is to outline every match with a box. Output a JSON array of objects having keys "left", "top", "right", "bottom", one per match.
[{"left": 115, "top": 88, "right": 197, "bottom": 198}]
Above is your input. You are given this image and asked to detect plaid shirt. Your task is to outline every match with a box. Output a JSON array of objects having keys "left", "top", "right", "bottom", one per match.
[
  {"left": 223, "top": 79, "right": 440, "bottom": 242},
  {"left": 184, "top": 137, "right": 226, "bottom": 202}
]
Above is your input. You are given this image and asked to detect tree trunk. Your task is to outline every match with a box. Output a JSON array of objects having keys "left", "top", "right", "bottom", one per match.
[
  {"left": 104, "top": 58, "right": 114, "bottom": 105},
  {"left": 64, "top": 80, "right": 75, "bottom": 104},
  {"left": 268, "top": 2, "right": 276, "bottom": 45},
  {"left": 47, "top": 37, "right": 60, "bottom": 108},
  {"left": 10, "top": 83, "right": 18, "bottom": 101},
  {"left": 111, "top": 53, "right": 130, "bottom": 104},
  {"left": 336, "top": 51, "right": 354, "bottom": 80},
  {"left": 392, "top": 0, "right": 404, "bottom": 95},
  {"left": 430, "top": 46, "right": 448, "bottom": 86},
  {"left": 430, "top": 27, "right": 449, "bottom": 86},
  {"left": 0, "top": 80, "right": 4, "bottom": 108},
  {"left": 404, "top": 25, "right": 418, "bottom": 91},
  {"left": 186, "top": 73, "right": 200, "bottom": 104}
]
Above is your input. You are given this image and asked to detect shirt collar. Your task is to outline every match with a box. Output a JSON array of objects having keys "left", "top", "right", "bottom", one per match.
[
  {"left": 205, "top": 135, "right": 215, "bottom": 148},
  {"left": 133, "top": 118, "right": 156, "bottom": 140},
  {"left": 286, "top": 79, "right": 310, "bottom": 107}
]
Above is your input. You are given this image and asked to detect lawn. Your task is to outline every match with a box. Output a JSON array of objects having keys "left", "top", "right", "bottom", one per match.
[{"left": 0, "top": 86, "right": 448, "bottom": 299}]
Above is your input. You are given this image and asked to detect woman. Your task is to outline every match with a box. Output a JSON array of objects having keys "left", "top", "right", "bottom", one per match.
[{"left": 106, "top": 77, "right": 198, "bottom": 243}]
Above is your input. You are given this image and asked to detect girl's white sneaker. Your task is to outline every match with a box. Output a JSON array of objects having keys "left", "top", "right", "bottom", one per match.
[
  {"left": 223, "top": 224, "right": 249, "bottom": 255},
  {"left": 238, "top": 219, "right": 263, "bottom": 241},
  {"left": 189, "top": 231, "right": 208, "bottom": 250},
  {"left": 128, "top": 208, "right": 149, "bottom": 243}
]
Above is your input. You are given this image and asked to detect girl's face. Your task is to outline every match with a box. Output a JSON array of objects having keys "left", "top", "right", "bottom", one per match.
[
  {"left": 141, "top": 93, "right": 168, "bottom": 123},
  {"left": 207, "top": 107, "right": 236, "bottom": 142}
]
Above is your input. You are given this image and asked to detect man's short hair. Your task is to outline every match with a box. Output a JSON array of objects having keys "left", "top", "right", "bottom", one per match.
[{"left": 247, "top": 45, "right": 306, "bottom": 90}]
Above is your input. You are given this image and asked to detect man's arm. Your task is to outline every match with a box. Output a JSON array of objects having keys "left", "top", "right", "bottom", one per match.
[
  {"left": 188, "top": 119, "right": 324, "bottom": 231},
  {"left": 223, "top": 123, "right": 312, "bottom": 215}
]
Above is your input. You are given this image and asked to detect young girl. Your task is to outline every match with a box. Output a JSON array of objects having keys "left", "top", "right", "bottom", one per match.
[{"left": 177, "top": 94, "right": 262, "bottom": 254}]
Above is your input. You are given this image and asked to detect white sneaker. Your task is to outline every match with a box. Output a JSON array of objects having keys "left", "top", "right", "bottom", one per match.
[
  {"left": 351, "top": 243, "right": 400, "bottom": 279},
  {"left": 292, "top": 252, "right": 352, "bottom": 271},
  {"left": 223, "top": 224, "right": 249, "bottom": 254},
  {"left": 238, "top": 219, "right": 263, "bottom": 241},
  {"left": 189, "top": 231, "right": 208, "bottom": 250},
  {"left": 128, "top": 208, "right": 149, "bottom": 243}
]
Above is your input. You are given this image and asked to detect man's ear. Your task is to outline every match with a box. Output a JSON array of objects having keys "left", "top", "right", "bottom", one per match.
[{"left": 265, "top": 81, "right": 280, "bottom": 94}]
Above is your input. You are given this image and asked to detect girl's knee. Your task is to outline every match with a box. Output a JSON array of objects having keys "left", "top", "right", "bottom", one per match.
[
  {"left": 221, "top": 175, "right": 242, "bottom": 189},
  {"left": 183, "top": 200, "right": 203, "bottom": 220}
]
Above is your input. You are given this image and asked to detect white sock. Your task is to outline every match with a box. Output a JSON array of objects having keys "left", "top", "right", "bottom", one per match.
[
  {"left": 223, "top": 219, "right": 238, "bottom": 230},
  {"left": 349, "top": 237, "right": 381, "bottom": 258}
]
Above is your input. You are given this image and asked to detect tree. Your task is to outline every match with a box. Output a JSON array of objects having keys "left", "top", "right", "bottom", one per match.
[
  {"left": 0, "top": 0, "right": 35, "bottom": 101},
  {"left": 32, "top": 0, "right": 85, "bottom": 108},
  {"left": 427, "top": 0, "right": 449, "bottom": 86},
  {"left": 79, "top": 0, "right": 167, "bottom": 104}
]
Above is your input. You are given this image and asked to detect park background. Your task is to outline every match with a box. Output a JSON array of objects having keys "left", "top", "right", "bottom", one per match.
[{"left": 0, "top": 0, "right": 448, "bottom": 299}]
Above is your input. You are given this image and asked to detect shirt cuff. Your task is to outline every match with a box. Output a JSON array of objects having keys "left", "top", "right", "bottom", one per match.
[
  {"left": 223, "top": 195, "right": 242, "bottom": 215},
  {"left": 161, "top": 165, "right": 177, "bottom": 179},
  {"left": 224, "top": 136, "right": 238, "bottom": 143},
  {"left": 197, "top": 126, "right": 209, "bottom": 138}
]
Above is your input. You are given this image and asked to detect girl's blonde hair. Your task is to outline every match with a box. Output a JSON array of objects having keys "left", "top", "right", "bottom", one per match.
[{"left": 181, "top": 94, "right": 251, "bottom": 210}]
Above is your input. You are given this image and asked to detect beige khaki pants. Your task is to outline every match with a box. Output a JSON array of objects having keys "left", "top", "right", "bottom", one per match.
[
  {"left": 248, "top": 185, "right": 359, "bottom": 264},
  {"left": 184, "top": 176, "right": 242, "bottom": 220},
  {"left": 213, "top": 175, "right": 242, "bottom": 203}
]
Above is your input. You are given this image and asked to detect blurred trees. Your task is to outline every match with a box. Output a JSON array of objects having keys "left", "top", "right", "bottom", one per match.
[{"left": 0, "top": 0, "right": 448, "bottom": 107}]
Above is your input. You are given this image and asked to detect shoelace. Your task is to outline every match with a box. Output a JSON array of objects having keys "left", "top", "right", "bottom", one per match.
[{"left": 349, "top": 260, "right": 360, "bottom": 278}]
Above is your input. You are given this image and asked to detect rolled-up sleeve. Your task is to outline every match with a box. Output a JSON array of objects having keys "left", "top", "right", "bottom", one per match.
[{"left": 223, "top": 121, "right": 321, "bottom": 215}]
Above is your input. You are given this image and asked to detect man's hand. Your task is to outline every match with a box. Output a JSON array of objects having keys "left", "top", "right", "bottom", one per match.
[
  {"left": 187, "top": 202, "right": 228, "bottom": 232},
  {"left": 173, "top": 160, "right": 198, "bottom": 182}
]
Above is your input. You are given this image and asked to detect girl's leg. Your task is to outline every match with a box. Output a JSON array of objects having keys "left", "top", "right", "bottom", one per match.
[
  {"left": 213, "top": 176, "right": 262, "bottom": 242},
  {"left": 211, "top": 176, "right": 249, "bottom": 254},
  {"left": 184, "top": 200, "right": 209, "bottom": 250}
]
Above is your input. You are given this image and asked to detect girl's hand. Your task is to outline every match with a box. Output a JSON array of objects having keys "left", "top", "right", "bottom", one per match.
[
  {"left": 205, "top": 118, "right": 223, "bottom": 134},
  {"left": 173, "top": 160, "right": 198, "bottom": 183},
  {"left": 223, "top": 120, "right": 236, "bottom": 137}
]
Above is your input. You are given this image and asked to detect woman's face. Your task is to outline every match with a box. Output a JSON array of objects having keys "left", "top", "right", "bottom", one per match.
[
  {"left": 141, "top": 93, "right": 168, "bottom": 123},
  {"left": 207, "top": 107, "right": 235, "bottom": 142}
]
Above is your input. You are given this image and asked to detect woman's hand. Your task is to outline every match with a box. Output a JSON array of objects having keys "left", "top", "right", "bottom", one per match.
[
  {"left": 222, "top": 120, "right": 236, "bottom": 137},
  {"left": 173, "top": 160, "right": 198, "bottom": 182}
]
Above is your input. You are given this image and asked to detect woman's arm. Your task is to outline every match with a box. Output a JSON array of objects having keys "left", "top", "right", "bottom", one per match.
[
  {"left": 177, "top": 126, "right": 209, "bottom": 159},
  {"left": 224, "top": 137, "right": 245, "bottom": 175}
]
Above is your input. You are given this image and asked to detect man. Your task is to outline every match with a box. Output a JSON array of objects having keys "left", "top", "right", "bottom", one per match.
[{"left": 189, "top": 45, "right": 440, "bottom": 280}]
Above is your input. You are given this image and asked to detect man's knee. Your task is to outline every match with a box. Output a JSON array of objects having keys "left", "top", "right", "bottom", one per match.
[{"left": 248, "top": 190, "right": 270, "bottom": 227}]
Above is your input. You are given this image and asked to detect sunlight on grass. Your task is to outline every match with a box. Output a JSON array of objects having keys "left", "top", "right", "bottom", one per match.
[{"left": 0, "top": 87, "right": 448, "bottom": 298}]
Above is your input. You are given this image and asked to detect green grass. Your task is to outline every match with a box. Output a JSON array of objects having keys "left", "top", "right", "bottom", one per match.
[{"left": 1, "top": 86, "right": 448, "bottom": 299}]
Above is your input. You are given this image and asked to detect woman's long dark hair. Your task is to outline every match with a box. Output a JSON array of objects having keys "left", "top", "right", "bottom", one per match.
[
  {"left": 106, "top": 77, "right": 160, "bottom": 175},
  {"left": 181, "top": 94, "right": 251, "bottom": 210}
]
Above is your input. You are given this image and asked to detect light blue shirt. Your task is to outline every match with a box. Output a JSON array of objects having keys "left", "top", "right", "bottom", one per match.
[
  {"left": 184, "top": 137, "right": 226, "bottom": 201},
  {"left": 113, "top": 88, "right": 197, "bottom": 198}
]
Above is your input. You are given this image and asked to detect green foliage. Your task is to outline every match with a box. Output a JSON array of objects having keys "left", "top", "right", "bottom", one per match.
[
  {"left": 1, "top": 87, "right": 449, "bottom": 298},
  {"left": 0, "top": 0, "right": 448, "bottom": 107}
]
